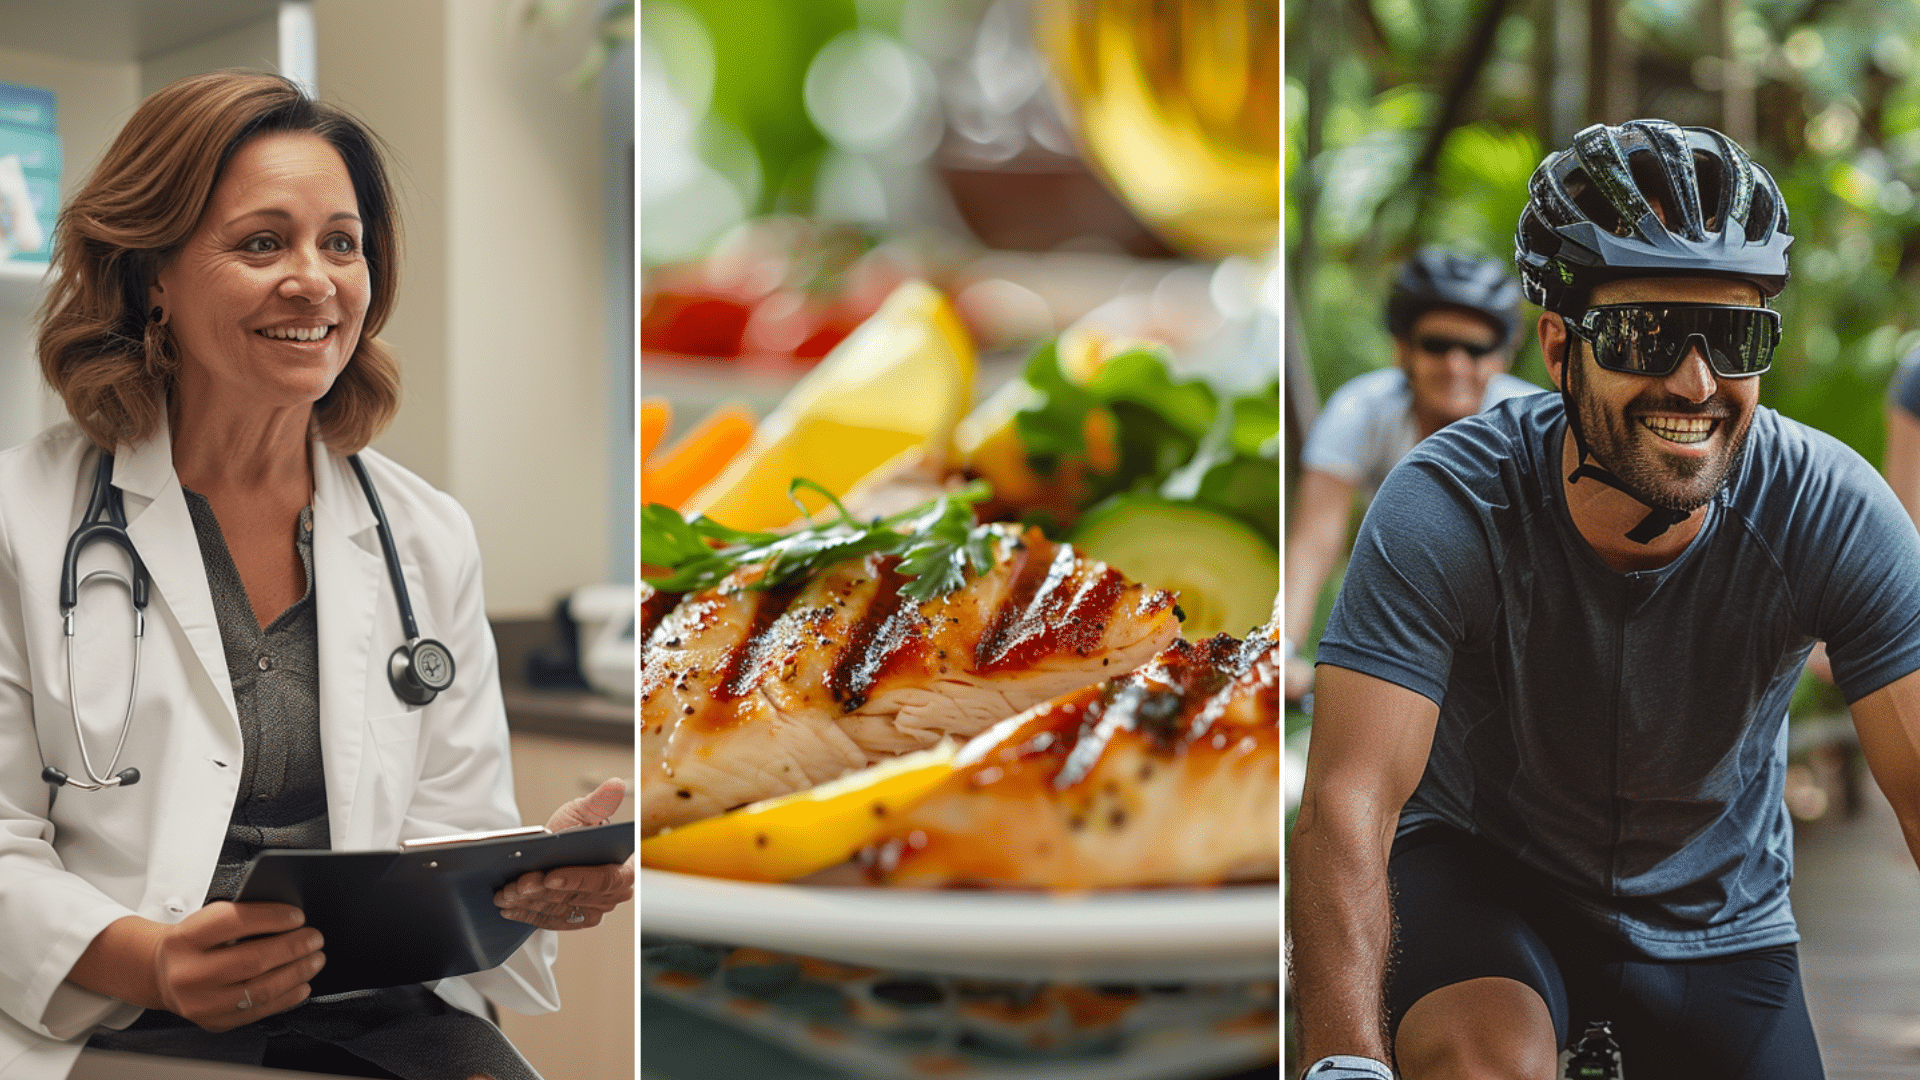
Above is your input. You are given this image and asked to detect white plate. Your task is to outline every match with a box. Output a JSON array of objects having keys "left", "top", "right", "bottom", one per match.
[{"left": 641, "top": 868, "right": 1281, "bottom": 982}]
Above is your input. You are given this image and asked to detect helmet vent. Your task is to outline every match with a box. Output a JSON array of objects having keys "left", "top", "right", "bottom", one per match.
[
  {"left": 1747, "top": 184, "right": 1777, "bottom": 243},
  {"left": 1564, "top": 170, "right": 1633, "bottom": 237},
  {"left": 1628, "top": 154, "right": 1683, "bottom": 235},
  {"left": 1693, "top": 151, "right": 1726, "bottom": 234}
]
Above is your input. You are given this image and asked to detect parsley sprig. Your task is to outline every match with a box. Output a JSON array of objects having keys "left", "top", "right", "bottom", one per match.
[{"left": 641, "top": 478, "right": 999, "bottom": 601}]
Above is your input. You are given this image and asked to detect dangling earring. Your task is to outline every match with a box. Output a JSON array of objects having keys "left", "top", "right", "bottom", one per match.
[{"left": 149, "top": 305, "right": 163, "bottom": 324}]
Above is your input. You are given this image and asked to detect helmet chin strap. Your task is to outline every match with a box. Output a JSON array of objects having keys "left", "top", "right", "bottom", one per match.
[{"left": 1559, "top": 335, "right": 1691, "bottom": 544}]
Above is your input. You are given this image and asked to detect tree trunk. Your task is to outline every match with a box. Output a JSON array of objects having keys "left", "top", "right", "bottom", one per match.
[
  {"left": 1586, "top": 0, "right": 1636, "bottom": 124},
  {"left": 1393, "top": 0, "right": 1515, "bottom": 238},
  {"left": 1293, "top": 0, "right": 1334, "bottom": 306}
]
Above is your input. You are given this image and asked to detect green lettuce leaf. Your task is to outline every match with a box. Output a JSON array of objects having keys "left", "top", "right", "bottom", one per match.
[{"left": 1005, "top": 337, "right": 1280, "bottom": 546}]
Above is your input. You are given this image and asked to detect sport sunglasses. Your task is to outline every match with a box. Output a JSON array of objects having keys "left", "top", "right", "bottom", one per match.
[
  {"left": 1563, "top": 303, "right": 1782, "bottom": 378},
  {"left": 1414, "top": 334, "right": 1500, "bottom": 359}
]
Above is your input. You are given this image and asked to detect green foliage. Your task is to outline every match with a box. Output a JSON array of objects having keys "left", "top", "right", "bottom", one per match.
[
  {"left": 1432, "top": 123, "right": 1540, "bottom": 257},
  {"left": 1789, "top": 664, "right": 1848, "bottom": 721},
  {"left": 1011, "top": 341, "right": 1282, "bottom": 547},
  {"left": 672, "top": 0, "right": 859, "bottom": 214}
]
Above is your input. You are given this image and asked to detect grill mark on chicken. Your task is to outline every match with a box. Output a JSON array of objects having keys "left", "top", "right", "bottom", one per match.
[
  {"left": 973, "top": 534, "right": 1046, "bottom": 667},
  {"left": 1052, "top": 685, "right": 1129, "bottom": 791},
  {"left": 976, "top": 541, "right": 1127, "bottom": 672},
  {"left": 729, "top": 600, "right": 834, "bottom": 704},
  {"left": 1051, "top": 648, "right": 1226, "bottom": 790},
  {"left": 709, "top": 582, "right": 805, "bottom": 704},
  {"left": 1057, "top": 568, "right": 1128, "bottom": 658},
  {"left": 828, "top": 557, "right": 923, "bottom": 711}
]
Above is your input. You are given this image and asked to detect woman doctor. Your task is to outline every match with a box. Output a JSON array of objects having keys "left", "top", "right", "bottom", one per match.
[{"left": 0, "top": 72, "right": 630, "bottom": 1079}]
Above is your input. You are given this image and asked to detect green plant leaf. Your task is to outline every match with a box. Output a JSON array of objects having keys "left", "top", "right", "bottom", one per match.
[{"left": 639, "top": 480, "right": 997, "bottom": 598}]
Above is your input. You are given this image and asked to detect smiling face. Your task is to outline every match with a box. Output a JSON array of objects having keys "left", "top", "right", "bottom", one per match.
[
  {"left": 154, "top": 131, "right": 369, "bottom": 419},
  {"left": 1563, "top": 276, "right": 1764, "bottom": 513},
  {"left": 1394, "top": 306, "right": 1510, "bottom": 433}
]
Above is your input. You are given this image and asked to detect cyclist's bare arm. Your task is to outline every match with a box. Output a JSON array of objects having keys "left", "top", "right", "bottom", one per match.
[
  {"left": 1288, "top": 664, "right": 1441, "bottom": 1066},
  {"left": 1885, "top": 402, "right": 1920, "bottom": 528},
  {"left": 1824, "top": 407, "right": 1920, "bottom": 691},
  {"left": 1848, "top": 667, "right": 1920, "bottom": 868},
  {"left": 1283, "top": 468, "right": 1359, "bottom": 697}
]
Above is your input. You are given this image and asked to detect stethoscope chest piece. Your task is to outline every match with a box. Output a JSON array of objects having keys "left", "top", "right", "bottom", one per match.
[
  {"left": 389, "top": 637, "right": 456, "bottom": 706},
  {"left": 350, "top": 452, "right": 460, "bottom": 708}
]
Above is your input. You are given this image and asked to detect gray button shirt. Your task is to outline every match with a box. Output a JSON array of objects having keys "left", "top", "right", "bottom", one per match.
[{"left": 181, "top": 490, "right": 330, "bottom": 903}]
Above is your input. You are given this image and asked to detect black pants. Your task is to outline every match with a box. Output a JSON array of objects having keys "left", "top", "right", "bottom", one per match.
[
  {"left": 85, "top": 984, "right": 540, "bottom": 1080},
  {"left": 1384, "top": 826, "right": 1824, "bottom": 1080}
]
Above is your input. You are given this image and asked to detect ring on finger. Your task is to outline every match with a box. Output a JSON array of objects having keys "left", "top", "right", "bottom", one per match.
[
  {"left": 237, "top": 988, "right": 252, "bottom": 1011},
  {"left": 566, "top": 905, "right": 585, "bottom": 924}
]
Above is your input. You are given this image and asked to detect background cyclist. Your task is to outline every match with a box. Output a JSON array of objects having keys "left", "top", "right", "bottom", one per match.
[{"left": 1283, "top": 248, "right": 1543, "bottom": 701}]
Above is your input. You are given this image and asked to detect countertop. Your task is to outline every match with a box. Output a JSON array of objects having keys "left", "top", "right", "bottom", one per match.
[{"left": 491, "top": 617, "right": 633, "bottom": 745}]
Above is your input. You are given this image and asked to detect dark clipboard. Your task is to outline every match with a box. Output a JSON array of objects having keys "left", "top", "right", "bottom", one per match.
[{"left": 234, "top": 821, "right": 634, "bottom": 996}]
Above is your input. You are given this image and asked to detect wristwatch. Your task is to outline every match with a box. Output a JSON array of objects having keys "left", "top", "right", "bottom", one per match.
[{"left": 1303, "top": 1055, "right": 1394, "bottom": 1080}]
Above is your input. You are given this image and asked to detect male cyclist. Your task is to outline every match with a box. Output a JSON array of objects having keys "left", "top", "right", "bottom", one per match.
[
  {"left": 1284, "top": 249, "right": 1542, "bottom": 700},
  {"left": 1289, "top": 120, "right": 1920, "bottom": 1080}
]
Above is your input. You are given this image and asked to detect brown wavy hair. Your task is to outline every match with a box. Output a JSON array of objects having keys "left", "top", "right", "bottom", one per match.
[{"left": 38, "top": 70, "right": 401, "bottom": 453}]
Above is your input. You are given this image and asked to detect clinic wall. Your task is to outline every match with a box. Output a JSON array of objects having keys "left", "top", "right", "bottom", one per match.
[
  {"left": 316, "top": 1, "right": 611, "bottom": 618},
  {"left": 140, "top": 15, "right": 279, "bottom": 98},
  {"left": 444, "top": 7, "right": 610, "bottom": 619},
  {"left": 313, "top": 0, "right": 453, "bottom": 491}
]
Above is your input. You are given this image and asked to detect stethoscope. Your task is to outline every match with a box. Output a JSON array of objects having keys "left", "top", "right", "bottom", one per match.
[{"left": 42, "top": 452, "right": 457, "bottom": 791}]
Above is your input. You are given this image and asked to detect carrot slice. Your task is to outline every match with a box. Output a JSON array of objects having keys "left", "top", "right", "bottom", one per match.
[
  {"left": 641, "top": 405, "right": 757, "bottom": 510},
  {"left": 641, "top": 398, "right": 672, "bottom": 464}
]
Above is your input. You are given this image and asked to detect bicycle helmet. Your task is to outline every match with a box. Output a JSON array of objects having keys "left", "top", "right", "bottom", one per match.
[
  {"left": 1514, "top": 119, "right": 1792, "bottom": 316},
  {"left": 1386, "top": 248, "right": 1523, "bottom": 347},
  {"left": 1515, "top": 120, "right": 1792, "bottom": 544}
]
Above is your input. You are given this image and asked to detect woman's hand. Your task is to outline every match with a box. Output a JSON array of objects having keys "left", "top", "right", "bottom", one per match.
[
  {"left": 152, "top": 902, "right": 326, "bottom": 1030},
  {"left": 493, "top": 778, "right": 635, "bottom": 931},
  {"left": 71, "top": 902, "right": 324, "bottom": 1032}
]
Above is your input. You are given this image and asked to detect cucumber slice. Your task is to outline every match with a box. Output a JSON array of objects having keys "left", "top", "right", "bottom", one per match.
[{"left": 1069, "top": 497, "right": 1278, "bottom": 639}]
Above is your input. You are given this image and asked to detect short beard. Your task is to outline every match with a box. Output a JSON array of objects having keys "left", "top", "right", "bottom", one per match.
[{"left": 1565, "top": 347, "right": 1751, "bottom": 513}]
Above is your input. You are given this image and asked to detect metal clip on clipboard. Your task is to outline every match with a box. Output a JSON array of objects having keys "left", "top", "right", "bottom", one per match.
[{"left": 401, "top": 825, "right": 549, "bottom": 851}]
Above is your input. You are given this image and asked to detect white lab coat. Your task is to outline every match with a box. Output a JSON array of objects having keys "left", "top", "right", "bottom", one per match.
[{"left": 0, "top": 421, "right": 560, "bottom": 1079}]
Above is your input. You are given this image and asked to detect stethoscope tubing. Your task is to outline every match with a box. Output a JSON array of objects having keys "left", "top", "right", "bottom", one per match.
[
  {"left": 61, "top": 570, "right": 143, "bottom": 790},
  {"left": 55, "top": 454, "right": 150, "bottom": 790},
  {"left": 347, "top": 453, "right": 423, "bottom": 645},
  {"left": 46, "top": 451, "right": 451, "bottom": 791}
]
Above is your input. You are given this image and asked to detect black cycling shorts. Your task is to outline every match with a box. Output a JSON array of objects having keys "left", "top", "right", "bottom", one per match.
[{"left": 1384, "top": 826, "right": 1824, "bottom": 1080}]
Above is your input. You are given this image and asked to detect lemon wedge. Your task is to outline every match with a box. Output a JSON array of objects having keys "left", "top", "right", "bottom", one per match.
[
  {"left": 684, "top": 281, "right": 976, "bottom": 531},
  {"left": 640, "top": 742, "right": 958, "bottom": 882}
]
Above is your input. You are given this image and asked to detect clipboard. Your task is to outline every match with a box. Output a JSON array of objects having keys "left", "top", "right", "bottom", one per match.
[{"left": 234, "top": 821, "right": 634, "bottom": 995}]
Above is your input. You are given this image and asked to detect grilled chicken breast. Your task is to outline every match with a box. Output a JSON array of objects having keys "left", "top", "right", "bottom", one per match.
[
  {"left": 639, "top": 580, "right": 682, "bottom": 644},
  {"left": 640, "top": 525, "right": 1182, "bottom": 836},
  {"left": 860, "top": 626, "right": 1280, "bottom": 889}
]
